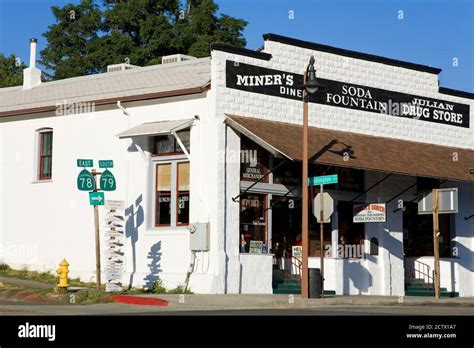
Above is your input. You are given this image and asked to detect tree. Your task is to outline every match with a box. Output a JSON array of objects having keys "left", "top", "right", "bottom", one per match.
[
  {"left": 40, "top": 0, "right": 102, "bottom": 80},
  {"left": 40, "top": 0, "right": 248, "bottom": 80},
  {"left": 0, "top": 54, "right": 27, "bottom": 88}
]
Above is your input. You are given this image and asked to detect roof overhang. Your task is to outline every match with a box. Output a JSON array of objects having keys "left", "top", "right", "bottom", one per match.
[
  {"left": 225, "top": 114, "right": 474, "bottom": 183},
  {"left": 224, "top": 116, "right": 293, "bottom": 160},
  {"left": 117, "top": 118, "right": 194, "bottom": 139}
]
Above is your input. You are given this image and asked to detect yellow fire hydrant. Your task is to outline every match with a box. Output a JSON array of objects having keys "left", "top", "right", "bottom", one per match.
[{"left": 56, "top": 259, "right": 69, "bottom": 288}]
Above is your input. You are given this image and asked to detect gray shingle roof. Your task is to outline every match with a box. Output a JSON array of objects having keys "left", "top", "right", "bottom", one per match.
[{"left": 0, "top": 57, "right": 211, "bottom": 116}]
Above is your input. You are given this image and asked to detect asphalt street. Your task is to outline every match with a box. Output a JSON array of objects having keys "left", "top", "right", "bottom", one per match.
[{"left": 1, "top": 300, "right": 473, "bottom": 316}]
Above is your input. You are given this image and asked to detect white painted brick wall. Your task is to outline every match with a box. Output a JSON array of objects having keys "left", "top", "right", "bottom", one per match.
[{"left": 212, "top": 40, "right": 473, "bottom": 150}]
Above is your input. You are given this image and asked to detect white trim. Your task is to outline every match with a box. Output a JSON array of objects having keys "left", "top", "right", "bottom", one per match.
[
  {"left": 150, "top": 157, "right": 190, "bottom": 230},
  {"left": 33, "top": 127, "right": 53, "bottom": 182},
  {"left": 31, "top": 180, "right": 53, "bottom": 184}
]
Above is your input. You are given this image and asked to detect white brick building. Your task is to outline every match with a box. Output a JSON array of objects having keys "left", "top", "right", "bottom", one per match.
[{"left": 0, "top": 34, "right": 473, "bottom": 297}]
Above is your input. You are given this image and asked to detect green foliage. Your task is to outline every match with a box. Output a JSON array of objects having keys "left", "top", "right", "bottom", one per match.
[
  {"left": 0, "top": 54, "right": 27, "bottom": 88},
  {"left": 0, "top": 263, "right": 11, "bottom": 271},
  {"left": 40, "top": 0, "right": 103, "bottom": 80},
  {"left": 143, "top": 279, "right": 193, "bottom": 294},
  {"left": 167, "top": 284, "right": 193, "bottom": 294},
  {"left": 152, "top": 279, "right": 168, "bottom": 293},
  {"left": 40, "top": 0, "right": 247, "bottom": 80}
]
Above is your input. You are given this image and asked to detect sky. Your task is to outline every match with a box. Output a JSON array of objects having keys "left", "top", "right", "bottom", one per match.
[{"left": 0, "top": 0, "right": 472, "bottom": 92}]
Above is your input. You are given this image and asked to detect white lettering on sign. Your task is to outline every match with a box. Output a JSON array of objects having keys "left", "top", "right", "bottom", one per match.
[{"left": 236, "top": 73, "right": 293, "bottom": 87}]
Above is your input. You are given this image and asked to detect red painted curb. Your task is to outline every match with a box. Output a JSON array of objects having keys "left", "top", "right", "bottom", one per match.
[{"left": 113, "top": 294, "right": 169, "bottom": 306}]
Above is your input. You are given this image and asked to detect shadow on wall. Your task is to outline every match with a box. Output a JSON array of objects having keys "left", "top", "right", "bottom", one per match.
[
  {"left": 125, "top": 195, "right": 144, "bottom": 289},
  {"left": 143, "top": 241, "right": 162, "bottom": 290},
  {"left": 342, "top": 260, "right": 373, "bottom": 295}
]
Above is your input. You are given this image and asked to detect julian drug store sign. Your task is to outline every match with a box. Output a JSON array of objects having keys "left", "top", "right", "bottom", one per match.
[{"left": 226, "top": 61, "right": 470, "bottom": 128}]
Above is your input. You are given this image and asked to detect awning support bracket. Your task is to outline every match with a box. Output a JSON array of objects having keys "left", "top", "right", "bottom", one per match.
[{"left": 171, "top": 130, "right": 191, "bottom": 160}]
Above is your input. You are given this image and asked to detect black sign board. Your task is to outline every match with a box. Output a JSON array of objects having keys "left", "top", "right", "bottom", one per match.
[{"left": 226, "top": 60, "right": 470, "bottom": 128}]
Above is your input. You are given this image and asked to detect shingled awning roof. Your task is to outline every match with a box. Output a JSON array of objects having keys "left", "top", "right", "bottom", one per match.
[{"left": 225, "top": 115, "right": 474, "bottom": 183}]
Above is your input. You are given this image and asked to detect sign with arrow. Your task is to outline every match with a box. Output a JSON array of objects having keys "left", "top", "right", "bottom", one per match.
[
  {"left": 89, "top": 192, "right": 105, "bottom": 206},
  {"left": 100, "top": 170, "right": 116, "bottom": 191},
  {"left": 77, "top": 169, "right": 95, "bottom": 191}
]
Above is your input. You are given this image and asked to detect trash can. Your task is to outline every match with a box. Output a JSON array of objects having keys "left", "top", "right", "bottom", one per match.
[{"left": 309, "top": 268, "right": 321, "bottom": 298}]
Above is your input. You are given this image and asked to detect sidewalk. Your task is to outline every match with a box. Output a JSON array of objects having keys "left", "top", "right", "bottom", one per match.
[{"left": 133, "top": 293, "right": 474, "bottom": 311}]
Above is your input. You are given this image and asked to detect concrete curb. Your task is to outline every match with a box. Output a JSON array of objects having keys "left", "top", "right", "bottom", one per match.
[{"left": 132, "top": 294, "right": 474, "bottom": 311}]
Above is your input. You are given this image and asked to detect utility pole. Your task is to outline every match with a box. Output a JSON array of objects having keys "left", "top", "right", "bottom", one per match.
[
  {"left": 432, "top": 188, "right": 441, "bottom": 299},
  {"left": 301, "top": 71, "right": 309, "bottom": 299},
  {"left": 92, "top": 169, "right": 102, "bottom": 291}
]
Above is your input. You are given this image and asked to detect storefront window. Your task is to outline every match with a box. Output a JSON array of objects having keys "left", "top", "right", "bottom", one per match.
[
  {"left": 239, "top": 193, "right": 267, "bottom": 253},
  {"left": 403, "top": 203, "right": 452, "bottom": 257},
  {"left": 177, "top": 162, "right": 190, "bottom": 225},
  {"left": 337, "top": 201, "right": 364, "bottom": 258},
  {"left": 273, "top": 159, "right": 301, "bottom": 186},
  {"left": 308, "top": 214, "right": 333, "bottom": 257},
  {"left": 240, "top": 137, "right": 269, "bottom": 183},
  {"left": 156, "top": 163, "right": 172, "bottom": 226},
  {"left": 335, "top": 167, "right": 364, "bottom": 192}
]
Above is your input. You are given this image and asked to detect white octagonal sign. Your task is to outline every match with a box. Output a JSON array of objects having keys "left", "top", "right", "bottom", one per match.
[{"left": 313, "top": 192, "right": 334, "bottom": 223}]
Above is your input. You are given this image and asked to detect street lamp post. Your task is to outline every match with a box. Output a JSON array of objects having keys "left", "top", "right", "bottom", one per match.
[{"left": 301, "top": 56, "right": 324, "bottom": 299}]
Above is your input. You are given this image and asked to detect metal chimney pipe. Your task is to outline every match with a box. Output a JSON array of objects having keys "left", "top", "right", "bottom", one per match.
[{"left": 29, "top": 38, "right": 37, "bottom": 68}]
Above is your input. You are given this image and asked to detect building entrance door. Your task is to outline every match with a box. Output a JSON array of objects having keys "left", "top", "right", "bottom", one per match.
[{"left": 271, "top": 196, "right": 302, "bottom": 257}]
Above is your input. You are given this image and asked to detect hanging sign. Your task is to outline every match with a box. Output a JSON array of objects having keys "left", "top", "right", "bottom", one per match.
[
  {"left": 226, "top": 60, "right": 470, "bottom": 128},
  {"left": 353, "top": 203, "right": 386, "bottom": 223}
]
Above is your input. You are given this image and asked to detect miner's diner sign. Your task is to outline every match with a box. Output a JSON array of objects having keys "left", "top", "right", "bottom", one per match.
[{"left": 226, "top": 61, "right": 470, "bottom": 128}]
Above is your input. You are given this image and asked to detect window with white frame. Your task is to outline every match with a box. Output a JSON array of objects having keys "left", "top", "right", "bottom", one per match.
[
  {"left": 36, "top": 128, "right": 53, "bottom": 180},
  {"left": 154, "top": 160, "right": 190, "bottom": 227}
]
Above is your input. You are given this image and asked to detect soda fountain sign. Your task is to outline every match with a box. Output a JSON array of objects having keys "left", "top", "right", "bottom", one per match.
[{"left": 226, "top": 61, "right": 470, "bottom": 128}]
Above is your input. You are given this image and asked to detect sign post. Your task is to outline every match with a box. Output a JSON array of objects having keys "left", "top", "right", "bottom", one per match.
[
  {"left": 309, "top": 174, "right": 338, "bottom": 298},
  {"left": 76, "top": 159, "right": 117, "bottom": 291},
  {"left": 92, "top": 169, "right": 102, "bottom": 291},
  {"left": 432, "top": 189, "right": 441, "bottom": 299},
  {"left": 319, "top": 184, "right": 324, "bottom": 297}
]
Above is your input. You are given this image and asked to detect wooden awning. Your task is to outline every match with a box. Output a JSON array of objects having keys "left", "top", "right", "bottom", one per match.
[{"left": 225, "top": 114, "right": 474, "bottom": 182}]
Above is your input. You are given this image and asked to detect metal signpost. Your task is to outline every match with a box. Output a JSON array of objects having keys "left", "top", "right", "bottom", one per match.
[
  {"left": 308, "top": 174, "right": 337, "bottom": 297},
  {"left": 76, "top": 159, "right": 116, "bottom": 291}
]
